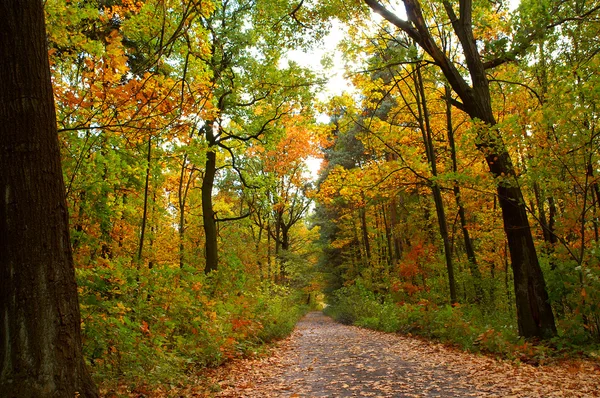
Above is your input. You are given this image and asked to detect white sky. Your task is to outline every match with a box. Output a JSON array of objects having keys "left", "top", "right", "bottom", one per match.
[{"left": 286, "top": 19, "right": 350, "bottom": 101}]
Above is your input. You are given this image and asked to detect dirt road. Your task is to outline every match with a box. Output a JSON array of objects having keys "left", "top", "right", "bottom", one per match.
[{"left": 208, "top": 312, "right": 600, "bottom": 397}]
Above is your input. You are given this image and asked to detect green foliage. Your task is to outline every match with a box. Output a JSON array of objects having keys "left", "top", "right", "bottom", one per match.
[
  {"left": 78, "top": 257, "right": 308, "bottom": 388},
  {"left": 255, "top": 284, "right": 308, "bottom": 342},
  {"left": 324, "top": 281, "right": 379, "bottom": 325},
  {"left": 543, "top": 254, "right": 600, "bottom": 344},
  {"left": 324, "top": 284, "right": 600, "bottom": 363}
]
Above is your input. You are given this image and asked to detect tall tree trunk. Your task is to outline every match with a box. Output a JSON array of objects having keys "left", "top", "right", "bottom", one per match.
[
  {"left": 389, "top": 196, "right": 403, "bottom": 262},
  {"left": 137, "top": 134, "right": 152, "bottom": 264},
  {"left": 274, "top": 212, "right": 282, "bottom": 259},
  {"left": 382, "top": 204, "right": 394, "bottom": 268},
  {"left": 201, "top": 121, "right": 219, "bottom": 274},
  {"left": 533, "top": 182, "right": 553, "bottom": 244},
  {"left": 279, "top": 224, "right": 290, "bottom": 283},
  {"left": 256, "top": 225, "right": 264, "bottom": 279},
  {"left": 359, "top": 195, "right": 371, "bottom": 266},
  {"left": 481, "top": 118, "right": 556, "bottom": 338},
  {"left": 531, "top": 42, "right": 561, "bottom": 270},
  {"left": 267, "top": 219, "right": 272, "bottom": 281},
  {"left": 148, "top": 191, "right": 157, "bottom": 269},
  {"left": 415, "top": 65, "right": 457, "bottom": 304},
  {"left": 178, "top": 154, "right": 194, "bottom": 269},
  {"left": 352, "top": 218, "right": 363, "bottom": 277},
  {"left": 98, "top": 139, "right": 112, "bottom": 260},
  {"left": 445, "top": 85, "right": 483, "bottom": 303},
  {"left": 0, "top": 1, "right": 98, "bottom": 396},
  {"left": 202, "top": 149, "right": 218, "bottom": 274},
  {"left": 72, "top": 190, "right": 86, "bottom": 250}
]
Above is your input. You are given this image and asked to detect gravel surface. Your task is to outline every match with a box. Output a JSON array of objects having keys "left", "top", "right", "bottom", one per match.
[
  {"left": 210, "top": 312, "right": 600, "bottom": 397},
  {"left": 270, "top": 312, "right": 477, "bottom": 397}
]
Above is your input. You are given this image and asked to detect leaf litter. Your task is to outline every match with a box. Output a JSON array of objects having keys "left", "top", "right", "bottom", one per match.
[
  {"left": 114, "top": 312, "right": 600, "bottom": 397},
  {"left": 205, "top": 312, "right": 599, "bottom": 397}
]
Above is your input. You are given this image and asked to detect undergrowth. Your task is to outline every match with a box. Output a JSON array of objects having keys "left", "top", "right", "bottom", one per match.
[
  {"left": 324, "top": 282, "right": 600, "bottom": 365},
  {"left": 77, "top": 258, "right": 309, "bottom": 391}
]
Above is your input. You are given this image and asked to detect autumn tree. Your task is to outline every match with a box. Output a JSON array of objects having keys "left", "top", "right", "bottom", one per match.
[
  {"left": 259, "top": 114, "right": 319, "bottom": 281},
  {"left": 363, "top": 0, "right": 558, "bottom": 338},
  {"left": 187, "top": 0, "right": 322, "bottom": 273},
  {"left": 0, "top": 0, "right": 97, "bottom": 395}
]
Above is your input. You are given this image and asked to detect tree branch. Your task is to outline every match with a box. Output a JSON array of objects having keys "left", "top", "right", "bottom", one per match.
[{"left": 216, "top": 212, "right": 251, "bottom": 222}]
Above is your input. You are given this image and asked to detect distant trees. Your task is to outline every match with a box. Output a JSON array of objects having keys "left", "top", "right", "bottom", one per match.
[
  {"left": 316, "top": 0, "right": 600, "bottom": 341},
  {"left": 364, "top": 0, "right": 556, "bottom": 339}
]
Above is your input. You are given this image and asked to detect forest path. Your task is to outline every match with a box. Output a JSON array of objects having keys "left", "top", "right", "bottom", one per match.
[{"left": 206, "top": 312, "right": 599, "bottom": 397}]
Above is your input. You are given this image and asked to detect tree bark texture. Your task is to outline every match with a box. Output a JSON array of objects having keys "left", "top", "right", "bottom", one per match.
[{"left": 0, "top": 1, "right": 98, "bottom": 396}]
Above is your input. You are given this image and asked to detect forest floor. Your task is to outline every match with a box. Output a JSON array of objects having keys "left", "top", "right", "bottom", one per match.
[{"left": 128, "top": 312, "right": 600, "bottom": 397}]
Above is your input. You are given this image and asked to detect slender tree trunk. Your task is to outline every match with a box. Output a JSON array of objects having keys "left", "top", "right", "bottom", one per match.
[
  {"left": 359, "top": 200, "right": 371, "bottom": 265},
  {"left": 490, "top": 257, "right": 496, "bottom": 303},
  {"left": 593, "top": 190, "right": 599, "bottom": 243},
  {"left": 202, "top": 149, "right": 218, "bottom": 273},
  {"left": 445, "top": 85, "right": 483, "bottom": 303},
  {"left": 97, "top": 140, "right": 113, "bottom": 260},
  {"left": 374, "top": 206, "right": 382, "bottom": 267},
  {"left": 415, "top": 66, "right": 457, "bottom": 304},
  {"left": 137, "top": 135, "right": 152, "bottom": 264},
  {"left": 274, "top": 212, "right": 282, "bottom": 260},
  {"left": 352, "top": 219, "right": 362, "bottom": 277},
  {"left": 267, "top": 219, "right": 272, "bottom": 281},
  {"left": 548, "top": 196, "right": 558, "bottom": 246},
  {"left": 382, "top": 204, "right": 394, "bottom": 267},
  {"left": 256, "top": 225, "right": 263, "bottom": 280},
  {"left": 533, "top": 182, "right": 553, "bottom": 245},
  {"left": 534, "top": 42, "right": 560, "bottom": 266},
  {"left": 149, "top": 192, "right": 156, "bottom": 269},
  {"left": 73, "top": 190, "right": 86, "bottom": 250},
  {"left": 178, "top": 154, "right": 194, "bottom": 269},
  {"left": 0, "top": 1, "right": 98, "bottom": 395},
  {"left": 280, "top": 225, "right": 290, "bottom": 283},
  {"left": 178, "top": 218, "right": 186, "bottom": 269},
  {"left": 504, "top": 241, "right": 511, "bottom": 304},
  {"left": 389, "top": 196, "right": 403, "bottom": 262}
]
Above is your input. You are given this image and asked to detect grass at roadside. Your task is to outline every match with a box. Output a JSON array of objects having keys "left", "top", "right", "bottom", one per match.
[{"left": 324, "top": 283, "right": 600, "bottom": 365}]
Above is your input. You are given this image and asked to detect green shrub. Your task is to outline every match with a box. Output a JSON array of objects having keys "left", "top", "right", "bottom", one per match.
[
  {"left": 78, "top": 257, "right": 309, "bottom": 389},
  {"left": 323, "top": 283, "right": 595, "bottom": 361},
  {"left": 256, "top": 284, "right": 308, "bottom": 342},
  {"left": 324, "top": 281, "right": 380, "bottom": 324}
]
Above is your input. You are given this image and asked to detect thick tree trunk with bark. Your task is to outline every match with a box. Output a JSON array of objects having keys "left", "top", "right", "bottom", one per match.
[
  {"left": 464, "top": 88, "right": 556, "bottom": 336},
  {"left": 0, "top": 1, "right": 98, "bottom": 396}
]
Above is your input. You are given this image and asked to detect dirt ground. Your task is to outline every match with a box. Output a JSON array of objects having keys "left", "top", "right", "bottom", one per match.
[{"left": 203, "top": 312, "right": 600, "bottom": 397}]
